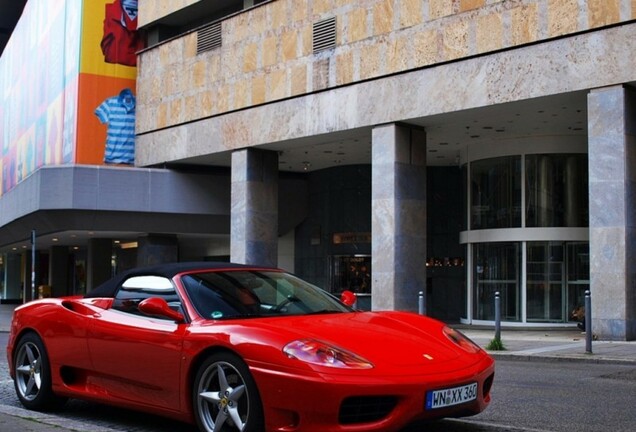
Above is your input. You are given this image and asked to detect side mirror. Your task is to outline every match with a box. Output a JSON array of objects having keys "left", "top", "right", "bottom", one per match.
[
  {"left": 138, "top": 297, "right": 185, "bottom": 322},
  {"left": 340, "top": 290, "right": 357, "bottom": 307}
]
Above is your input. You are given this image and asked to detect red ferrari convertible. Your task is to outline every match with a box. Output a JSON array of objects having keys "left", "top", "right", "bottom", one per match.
[{"left": 7, "top": 262, "right": 494, "bottom": 432}]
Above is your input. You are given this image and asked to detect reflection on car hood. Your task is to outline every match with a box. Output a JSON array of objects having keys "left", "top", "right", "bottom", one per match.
[{"left": 249, "top": 311, "right": 472, "bottom": 369}]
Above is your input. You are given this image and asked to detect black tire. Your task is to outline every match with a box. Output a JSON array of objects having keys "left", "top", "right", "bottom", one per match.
[
  {"left": 192, "top": 352, "right": 264, "bottom": 432},
  {"left": 13, "top": 332, "right": 67, "bottom": 411}
]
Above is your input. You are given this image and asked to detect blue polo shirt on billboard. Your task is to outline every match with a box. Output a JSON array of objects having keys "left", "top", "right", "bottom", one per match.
[{"left": 95, "top": 88, "right": 136, "bottom": 164}]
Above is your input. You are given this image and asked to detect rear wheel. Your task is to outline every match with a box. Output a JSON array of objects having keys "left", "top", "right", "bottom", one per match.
[
  {"left": 193, "top": 352, "right": 264, "bottom": 432},
  {"left": 13, "top": 332, "right": 66, "bottom": 411}
]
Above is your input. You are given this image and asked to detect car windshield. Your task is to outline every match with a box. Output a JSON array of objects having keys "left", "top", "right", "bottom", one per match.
[{"left": 180, "top": 270, "right": 352, "bottom": 320}]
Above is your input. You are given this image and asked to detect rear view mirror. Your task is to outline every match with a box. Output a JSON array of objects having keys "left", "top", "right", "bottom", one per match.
[
  {"left": 340, "top": 290, "right": 357, "bottom": 307},
  {"left": 139, "top": 297, "right": 184, "bottom": 322}
]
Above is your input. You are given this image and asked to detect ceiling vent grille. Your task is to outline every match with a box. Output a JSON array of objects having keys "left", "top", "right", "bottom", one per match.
[
  {"left": 197, "top": 22, "right": 222, "bottom": 54},
  {"left": 313, "top": 17, "right": 336, "bottom": 53}
]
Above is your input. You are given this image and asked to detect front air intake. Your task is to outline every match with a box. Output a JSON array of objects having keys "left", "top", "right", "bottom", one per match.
[{"left": 339, "top": 395, "right": 397, "bottom": 424}]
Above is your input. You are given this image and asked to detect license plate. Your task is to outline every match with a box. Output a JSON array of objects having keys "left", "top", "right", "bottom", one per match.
[{"left": 425, "top": 383, "right": 478, "bottom": 410}]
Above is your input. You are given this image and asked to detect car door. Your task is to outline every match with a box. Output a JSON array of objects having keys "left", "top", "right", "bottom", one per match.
[{"left": 86, "top": 275, "right": 186, "bottom": 411}]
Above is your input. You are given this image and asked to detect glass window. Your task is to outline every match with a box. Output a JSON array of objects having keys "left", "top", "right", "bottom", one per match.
[
  {"left": 113, "top": 276, "right": 182, "bottom": 318},
  {"left": 527, "top": 242, "right": 564, "bottom": 322},
  {"left": 525, "top": 154, "right": 588, "bottom": 227},
  {"left": 470, "top": 156, "right": 521, "bottom": 229},
  {"left": 473, "top": 242, "right": 521, "bottom": 321}
]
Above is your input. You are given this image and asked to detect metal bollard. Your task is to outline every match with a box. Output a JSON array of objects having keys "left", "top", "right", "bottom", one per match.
[
  {"left": 585, "top": 290, "right": 592, "bottom": 354},
  {"left": 494, "top": 291, "right": 501, "bottom": 341},
  {"left": 419, "top": 291, "right": 425, "bottom": 315}
]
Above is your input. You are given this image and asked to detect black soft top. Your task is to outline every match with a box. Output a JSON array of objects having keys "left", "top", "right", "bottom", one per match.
[{"left": 84, "top": 261, "right": 274, "bottom": 298}]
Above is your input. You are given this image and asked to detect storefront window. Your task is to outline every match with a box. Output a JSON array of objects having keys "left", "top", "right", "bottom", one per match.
[
  {"left": 330, "top": 255, "right": 371, "bottom": 294},
  {"left": 470, "top": 156, "right": 521, "bottom": 229},
  {"left": 473, "top": 242, "right": 521, "bottom": 321},
  {"left": 525, "top": 154, "right": 588, "bottom": 227}
]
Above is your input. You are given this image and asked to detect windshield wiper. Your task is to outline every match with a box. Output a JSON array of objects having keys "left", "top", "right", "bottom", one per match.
[{"left": 307, "top": 309, "right": 345, "bottom": 315}]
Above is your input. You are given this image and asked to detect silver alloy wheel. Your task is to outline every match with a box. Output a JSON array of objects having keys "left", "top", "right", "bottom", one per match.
[
  {"left": 197, "top": 361, "right": 249, "bottom": 432},
  {"left": 15, "top": 340, "right": 42, "bottom": 401}
]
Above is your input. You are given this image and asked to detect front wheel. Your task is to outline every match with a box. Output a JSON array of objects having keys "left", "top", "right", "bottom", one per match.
[
  {"left": 13, "top": 332, "right": 66, "bottom": 411},
  {"left": 193, "top": 352, "right": 264, "bottom": 432}
]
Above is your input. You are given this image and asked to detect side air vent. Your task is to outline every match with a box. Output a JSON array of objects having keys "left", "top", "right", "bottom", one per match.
[
  {"left": 313, "top": 17, "right": 336, "bottom": 53},
  {"left": 197, "top": 22, "right": 222, "bottom": 54}
]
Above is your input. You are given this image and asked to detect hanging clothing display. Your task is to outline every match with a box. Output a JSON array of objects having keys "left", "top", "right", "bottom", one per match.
[{"left": 95, "top": 88, "right": 136, "bottom": 164}]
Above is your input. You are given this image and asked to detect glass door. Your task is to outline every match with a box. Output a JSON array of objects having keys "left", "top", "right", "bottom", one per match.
[
  {"left": 566, "top": 242, "right": 589, "bottom": 321},
  {"left": 526, "top": 242, "right": 565, "bottom": 322},
  {"left": 473, "top": 242, "right": 520, "bottom": 321}
]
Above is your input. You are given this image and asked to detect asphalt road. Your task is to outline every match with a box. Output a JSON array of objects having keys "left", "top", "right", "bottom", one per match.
[{"left": 1, "top": 332, "right": 635, "bottom": 432}]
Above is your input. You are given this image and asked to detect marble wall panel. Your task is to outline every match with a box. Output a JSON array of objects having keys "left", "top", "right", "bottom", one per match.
[
  {"left": 139, "top": 1, "right": 636, "bottom": 135},
  {"left": 137, "top": 25, "right": 636, "bottom": 167},
  {"left": 588, "top": 85, "right": 636, "bottom": 340},
  {"left": 371, "top": 124, "right": 426, "bottom": 312},
  {"left": 230, "top": 149, "right": 279, "bottom": 266}
]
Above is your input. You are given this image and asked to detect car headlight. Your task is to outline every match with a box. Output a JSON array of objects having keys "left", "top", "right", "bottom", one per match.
[
  {"left": 283, "top": 339, "right": 373, "bottom": 369},
  {"left": 443, "top": 326, "right": 482, "bottom": 354}
]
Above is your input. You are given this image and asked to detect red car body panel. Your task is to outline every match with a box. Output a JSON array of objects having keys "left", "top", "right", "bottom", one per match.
[{"left": 7, "top": 265, "right": 494, "bottom": 432}]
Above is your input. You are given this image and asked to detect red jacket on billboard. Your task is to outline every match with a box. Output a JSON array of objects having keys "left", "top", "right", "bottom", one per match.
[{"left": 101, "top": 0, "right": 142, "bottom": 67}]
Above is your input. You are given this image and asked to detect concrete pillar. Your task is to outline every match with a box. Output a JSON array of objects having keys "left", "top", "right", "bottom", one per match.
[
  {"left": 588, "top": 85, "right": 636, "bottom": 341},
  {"left": 87, "top": 238, "right": 113, "bottom": 292},
  {"left": 49, "top": 246, "right": 70, "bottom": 297},
  {"left": 371, "top": 124, "right": 427, "bottom": 312},
  {"left": 3, "top": 253, "right": 22, "bottom": 302},
  {"left": 22, "top": 251, "right": 34, "bottom": 302},
  {"left": 137, "top": 234, "right": 178, "bottom": 266},
  {"left": 231, "top": 148, "right": 279, "bottom": 267}
]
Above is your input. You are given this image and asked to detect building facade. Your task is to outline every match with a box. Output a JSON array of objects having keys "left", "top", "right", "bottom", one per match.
[{"left": 1, "top": 0, "right": 635, "bottom": 340}]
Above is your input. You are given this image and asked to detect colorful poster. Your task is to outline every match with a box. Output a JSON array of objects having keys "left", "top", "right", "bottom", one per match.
[
  {"left": 0, "top": 0, "right": 141, "bottom": 195},
  {"left": 0, "top": 0, "right": 81, "bottom": 195}
]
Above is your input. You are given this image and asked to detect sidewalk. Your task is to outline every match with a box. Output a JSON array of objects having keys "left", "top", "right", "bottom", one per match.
[{"left": 459, "top": 326, "right": 636, "bottom": 365}]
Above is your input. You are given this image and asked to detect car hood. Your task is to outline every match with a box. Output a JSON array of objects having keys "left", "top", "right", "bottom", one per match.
[{"left": 243, "top": 311, "right": 482, "bottom": 371}]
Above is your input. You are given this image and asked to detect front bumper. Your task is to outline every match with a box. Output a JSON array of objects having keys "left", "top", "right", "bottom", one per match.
[{"left": 251, "top": 355, "right": 495, "bottom": 432}]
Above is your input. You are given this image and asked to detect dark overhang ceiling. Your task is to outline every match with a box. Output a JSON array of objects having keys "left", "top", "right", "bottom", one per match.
[{"left": 0, "top": 0, "right": 27, "bottom": 56}]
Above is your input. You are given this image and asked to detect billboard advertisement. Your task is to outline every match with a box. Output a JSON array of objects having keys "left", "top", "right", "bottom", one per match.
[
  {"left": 0, "top": 0, "right": 140, "bottom": 195},
  {"left": 78, "top": 0, "right": 140, "bottom": 166}
]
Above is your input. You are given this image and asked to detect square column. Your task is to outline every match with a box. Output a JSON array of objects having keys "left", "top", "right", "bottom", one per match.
[
  {"left": 137, "top": 234, "right": 178, "bottom": 266},
  {"left": 231, "top": 149, "right": 279, "bottom": 267},
  {"left": 588, "top": 85, "right": 636, "bottom": 340},
  {"left": 87, "top": 238, "right": 113, "bottom": 292},
  {"left": 48, "top": 246, "right": 70, "bottom": 297},
  {"left": 371, "top": 124, "right": 427, "bottom": 312}
]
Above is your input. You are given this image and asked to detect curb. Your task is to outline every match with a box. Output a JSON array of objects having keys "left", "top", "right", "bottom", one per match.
[{"left": 488, "top": 351, "right": 636, "bottom": 366}]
